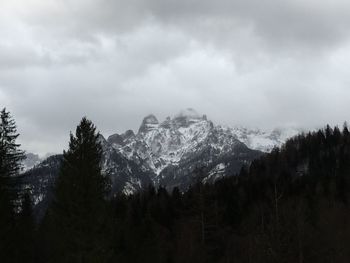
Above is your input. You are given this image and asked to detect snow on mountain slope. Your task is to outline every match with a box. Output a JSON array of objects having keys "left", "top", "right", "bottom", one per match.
[
  {"left": 21, "top": 153, "right": 58, "bottom": 172},
  {"left": 108, "top": 108, "right": 299, "bottom": 179},
  {"left": 24, "top": 108, "right": 300, "bottom": 209},
  {"left": 22, "top": 153, "right": 42, "bottom": 172},
  {"left": 231, "top": 126, "right": 300, "bottom": 152},
  {"left": 108, "top": 109, "right": 224, "bottom": 177}
]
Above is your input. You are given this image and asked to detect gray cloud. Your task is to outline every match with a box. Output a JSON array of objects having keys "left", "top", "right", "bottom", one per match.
[{"left": 1, "top": 0, "right": 350, "bottom": 155}]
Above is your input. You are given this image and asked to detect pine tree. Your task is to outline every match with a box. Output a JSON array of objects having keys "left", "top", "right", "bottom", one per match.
[
  {"left": 0, "top": 108, "right": 25, "bottom": 178},
  {"left": 48, "top": 117, "right": 111, "bottom": 263},
  {"left": 0, "top": 108, "right": 25, "bottom": 262}
]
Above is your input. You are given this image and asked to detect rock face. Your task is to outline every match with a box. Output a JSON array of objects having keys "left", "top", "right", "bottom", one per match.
[
  {"left": 23, "top": 109, "right": 299, "bottom": 210},
  {"left": 138, "top": 114, "right": 159, "bottom": 134},
  {"left": 22, "top": 155, "right": 62, "bottom": 218},
  {"left": 231, "top": 126, "right": 300, "bottom": 152},
  {"left": 107, "top": 109, "right": 262, "bottom": 190},
  {"left": 22, "top": 153, "right": 42, "bottom": 172}
]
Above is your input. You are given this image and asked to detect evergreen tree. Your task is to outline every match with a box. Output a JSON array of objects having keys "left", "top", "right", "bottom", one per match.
[
  {"left": 48, "top": 117, "right": 111, "bottom": 263},
  {"left": 0, "top": 108, "right": 25, "bottom": 262},
  {"left": 0, "top": 108, "right": 25, "bottom": 178}
]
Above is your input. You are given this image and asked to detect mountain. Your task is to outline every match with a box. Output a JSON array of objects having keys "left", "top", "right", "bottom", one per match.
[
  {"left": 93, "top": 125, "right": 350, "bottom": 263},
  {"left": 23, "top": 109, "right": 299, "bottom": 210},
  {"left": 108, "top": 108, "right": 264, "bottom": 190},
  {"left": 22, "top": 153, "right": 42, "bottom": 172},
  {"left": 22, "top": 155, "right": 62, "bottom": 218},
  {"left": 231, "top": 125, "right": 300, "bottom": 152},
  {"left": 107, "top": 108, "right": 299, "bottom": 188}
]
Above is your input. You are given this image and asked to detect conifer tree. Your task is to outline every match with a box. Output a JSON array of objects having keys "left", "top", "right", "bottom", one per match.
[
  {"left": 0, "top": 108, "right": 25, "bottom": 262},
  {"left": 0, "top": 108, "right": 25, "bottom": 204},
  {"left": 48, "top": 117, "right": 111, "bottom": 263}
]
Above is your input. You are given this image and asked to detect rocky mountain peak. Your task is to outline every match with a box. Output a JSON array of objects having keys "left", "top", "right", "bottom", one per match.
[
  {"left": 138, "top": 114, "right": 159, "bottom": 134},
  {"left": 172, "top": 108, "right": 207, "bottom": 128},
  {"left": 107, "top": 133, "right": 124, "bottom": 146},
  {"left": 123, "top": 129, "right": 135, "bottom": 139},
  {"left": 107, "top": 130, "right": 135, "bottom": 147},
  {"left": 22, "top": 153, "right": 42, "bottom": 172},
  {"left": 24, "top": 109, "right": 301, "bottom": 201}
]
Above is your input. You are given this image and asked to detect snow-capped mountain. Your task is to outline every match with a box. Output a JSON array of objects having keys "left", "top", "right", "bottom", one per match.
[
  {"left": 107, "top": 108, "right": 299, "bottom": 182},
  {"left": 107, "top": 108, "right": 263, "bottom": 190},
  {"left": 108, "top": 109, "right": 215, "bottom": 176},
  {"left": 22, "top": 153, "right": 42, "bottom": 172},
  {"left": 231, "top": 126, "right": 300, "bottom": 152},
  {"left": 23, "top": 108, "right": 299, "bottom": 211}
]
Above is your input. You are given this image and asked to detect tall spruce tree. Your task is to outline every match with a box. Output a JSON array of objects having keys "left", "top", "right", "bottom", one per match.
[
  {"left": 0, "top": 108, "right": 25, "bottom": 178},
  {"left": 48, "top": 117, "right": 111, "bottom": 263},
  {"left": 0, "top": 108, "right": 25, "bottom": 262}
]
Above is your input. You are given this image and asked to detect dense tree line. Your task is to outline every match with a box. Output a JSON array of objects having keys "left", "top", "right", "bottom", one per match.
[
  {"left": 101, "top": 124, "right": 350, "bottom": 263},
  {"left": 2, "top": 109, "right": 350, "bottom": 262}
]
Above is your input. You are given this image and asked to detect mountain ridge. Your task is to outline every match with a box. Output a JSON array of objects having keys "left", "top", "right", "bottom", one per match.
[
  {"left": 106, "top": 108, "right": 299, "bottom": 177},
  {"left": 22, "top": 109, "right": 299, "bottom": 210}
]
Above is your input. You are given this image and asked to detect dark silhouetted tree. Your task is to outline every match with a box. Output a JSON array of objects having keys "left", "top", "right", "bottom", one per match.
[
  {"left": 48, "top": 117, "right": 111, "bottom": 263},
  {"left": 0, "top": 108, "right": 25, "bottom": 262}
]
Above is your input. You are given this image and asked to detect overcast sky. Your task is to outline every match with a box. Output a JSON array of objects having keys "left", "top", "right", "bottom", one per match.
[{"left": 1, "top": 0, "right": 350, "bottom": 156}]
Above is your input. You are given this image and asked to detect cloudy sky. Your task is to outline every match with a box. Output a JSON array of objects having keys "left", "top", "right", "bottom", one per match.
[{"left": 1, "top": 0, "right": 350, "bottom": 155}]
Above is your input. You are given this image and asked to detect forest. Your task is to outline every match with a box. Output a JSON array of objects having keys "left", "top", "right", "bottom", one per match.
[{"left": 1, "top": 108, "right": 350, "bottom": 263}]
